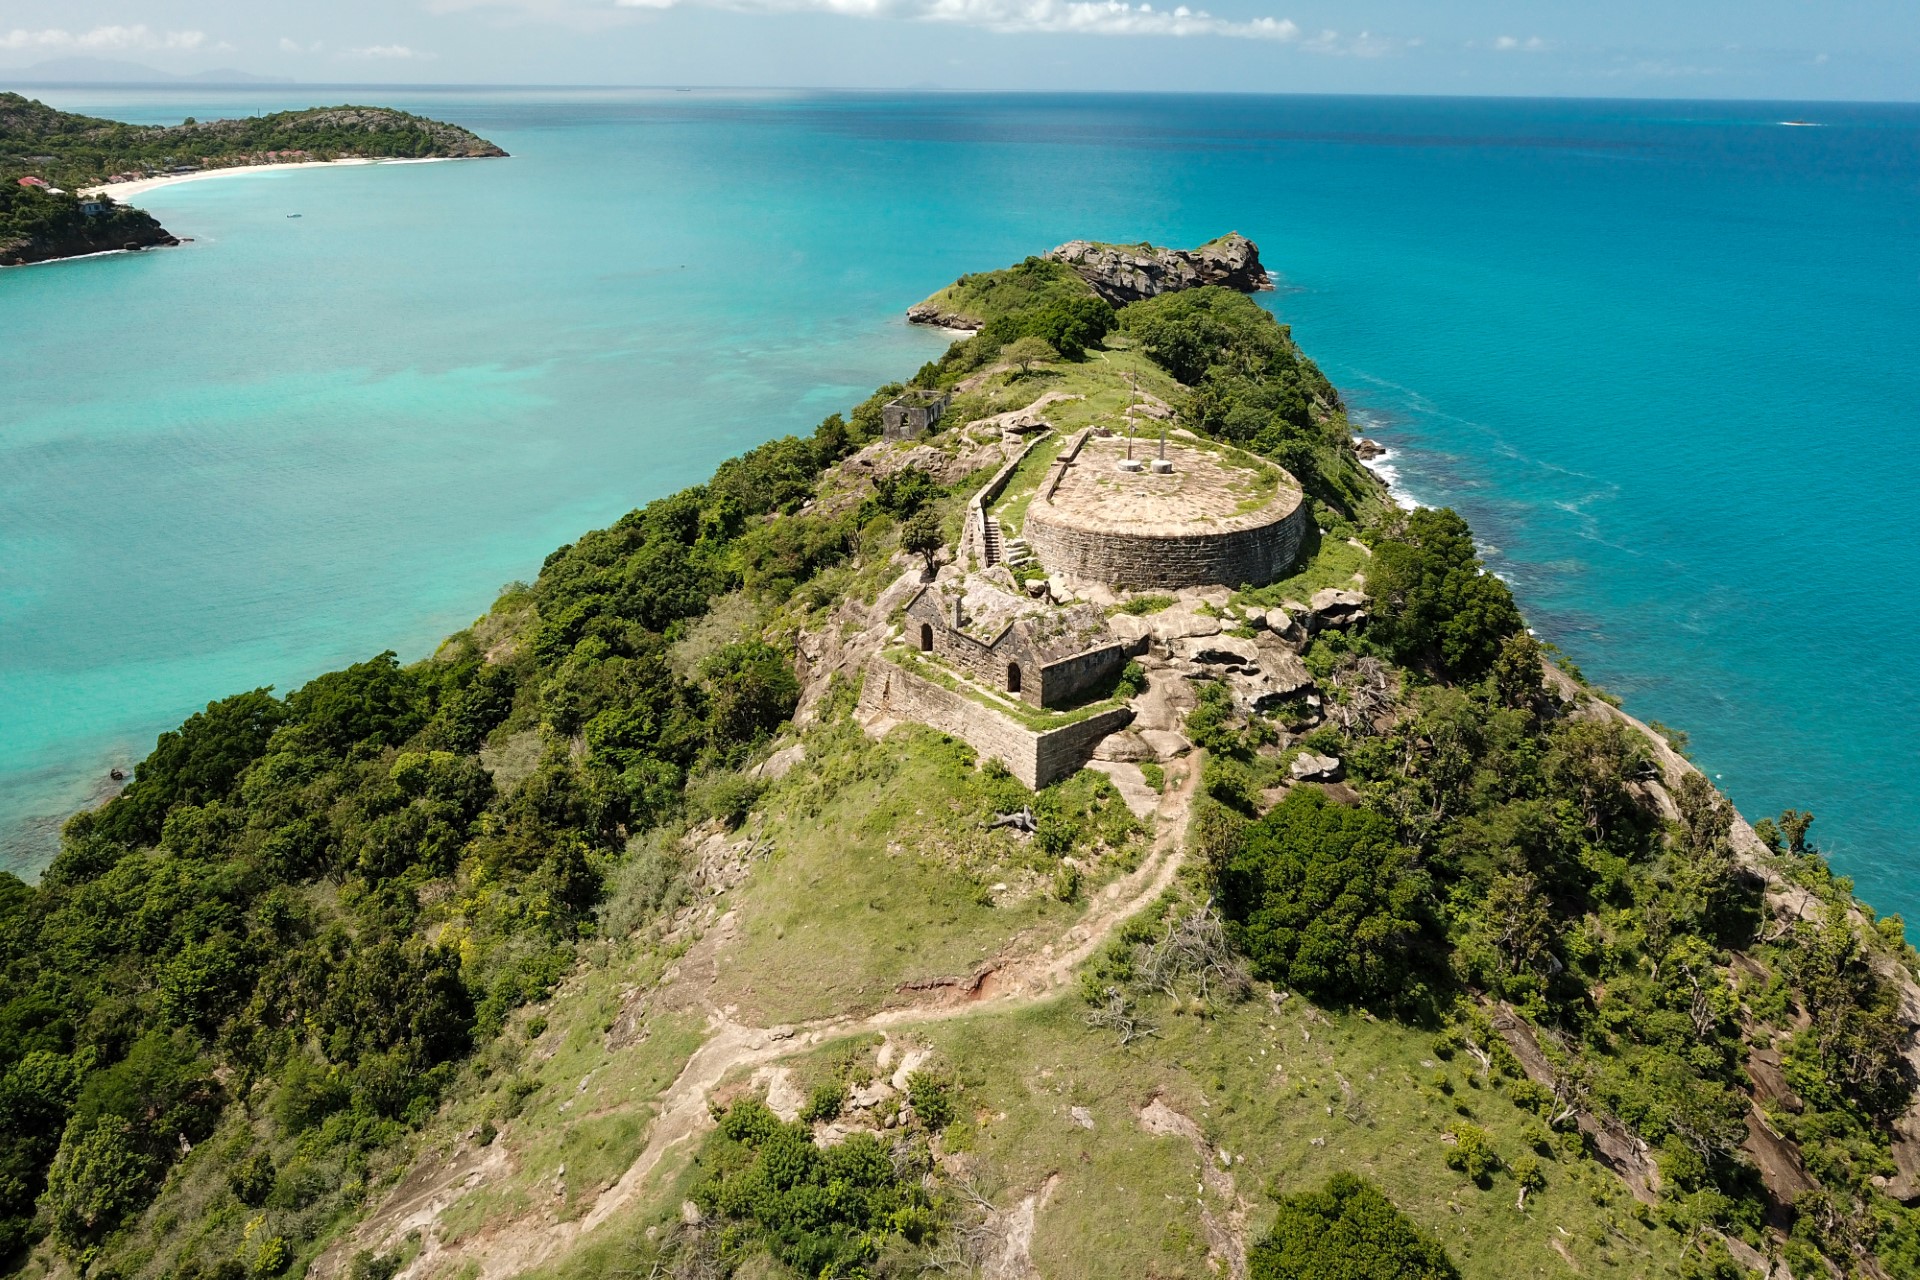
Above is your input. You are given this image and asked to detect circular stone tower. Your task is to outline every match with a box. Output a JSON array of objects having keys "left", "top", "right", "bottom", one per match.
[{"left": 1023, "top": 433, "right": 1307, "bottom": 589}]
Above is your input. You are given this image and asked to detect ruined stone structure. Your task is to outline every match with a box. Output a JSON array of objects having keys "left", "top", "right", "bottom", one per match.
[
  {"left": 880, "top": 389, "right": 950, "bottom": 441},
  {"left": 1024, "top": 431, "right": 1307, "bottom": 590},
  {"left": 857, "top": 657, "right": 1134, "bottom": 789},
  {"left": 903, "top": 577, "right": 1132, "bottom": 709}
]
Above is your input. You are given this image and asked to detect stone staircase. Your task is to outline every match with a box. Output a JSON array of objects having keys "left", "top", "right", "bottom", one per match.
[
  {"left": 1004, "top": 537, "right": 1034, "bottom": 569},
  {"left": 982, "top": 516, "right": 1006, "bottom": 566}
]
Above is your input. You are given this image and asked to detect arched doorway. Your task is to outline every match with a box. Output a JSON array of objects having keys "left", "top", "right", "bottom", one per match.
[
  {"left": 1006, "top": 663, "right": 1023, "bottom": 695},
  {"left": 919, "top": 622, "right": 933, "bottom": 652}
]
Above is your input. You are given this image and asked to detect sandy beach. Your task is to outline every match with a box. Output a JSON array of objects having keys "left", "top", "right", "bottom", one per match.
[{"left": 84, "top": 156, "right": 457, "bottom": 201}]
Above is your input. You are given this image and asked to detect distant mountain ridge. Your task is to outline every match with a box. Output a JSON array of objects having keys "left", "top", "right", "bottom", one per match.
[{"left": 3, "top": 57, "right": 293, "bottom": 85}]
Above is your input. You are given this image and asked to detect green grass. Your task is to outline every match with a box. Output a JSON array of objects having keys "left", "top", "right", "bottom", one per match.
[
  {"left": 702, "top": 721, "right": 1138, "bottom": 1025},
  {"left": 1237, "top": 527, "right": 1369, "bottom": 609},
  {"left": 915, "top": 995, "right": 1689, "bottom": 1280},
  {"left": 911, "top": 257, "right": 1098, "bottom": 327},
  {"left": 988, "top": 431, "right": 1067, "bottom": 537}
]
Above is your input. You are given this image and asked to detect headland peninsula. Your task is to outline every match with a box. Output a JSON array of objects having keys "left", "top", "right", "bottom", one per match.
[
  {"left": 1, "top": 236, "right": 1914, "bottom": 1280},
  {"left": 0, "top": 93, "right": 505, "bottom": 267}
]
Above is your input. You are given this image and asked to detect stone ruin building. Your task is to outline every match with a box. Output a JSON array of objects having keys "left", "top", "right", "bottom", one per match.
[
  {"left": 880, "top": 389, "right": 950, "bottom": 441},
  {"left": 902, "top": 578, "right": 1130, "bottom": 709}
]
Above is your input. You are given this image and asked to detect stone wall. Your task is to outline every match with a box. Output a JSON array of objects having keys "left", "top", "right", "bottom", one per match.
[
  {"left": 1026, "top": 499, "right": 1308, "bottom": 590},
  {"left": 960, "top": 432, "right": 1052, "bottom": 567},
  {"left": 1037, "top": 643, "right": 1133, "bottom": 707},
  {"left": 856, "top": 657, "right": 1133, "bottom": 789}
]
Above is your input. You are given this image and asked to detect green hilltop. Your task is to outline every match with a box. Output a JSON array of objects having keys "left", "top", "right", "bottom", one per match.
[{"left": 1, "top": 243, "right": 1916, "bottom": 1280}]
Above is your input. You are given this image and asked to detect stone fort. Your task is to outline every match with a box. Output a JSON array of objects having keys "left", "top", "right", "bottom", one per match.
[{"left": 864, "top": 414, "right": 1309, "bottom": 787}]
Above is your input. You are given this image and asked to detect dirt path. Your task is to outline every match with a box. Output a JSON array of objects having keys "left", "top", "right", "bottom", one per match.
[{"left": 335, "top": 763, "right": 1200, "bottom": 1280}]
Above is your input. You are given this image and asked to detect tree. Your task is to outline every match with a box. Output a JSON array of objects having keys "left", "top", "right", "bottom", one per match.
[
  {"left": 89, "top": 688, "right": 289, "bottom": 849},
  {"left": 1213, "top": 787, "right": 1433, "bottom": 1005},
  {"left": 1000, "top": 334, "right": 1058, "bottom": 375},
  {"left": 45, "top": 1117, "right": 155, "bottom": 1255},
  {"left": 1366, "top": 508, "right": 1523, "bottom": 678},
  {"left": 901, "top": 508, "right": 943, "bottom": 579},
  {"left": 699, "top": 641, "right": 800, "bottom": 754},
  {"left": 1249, "top": 1173, "right": 1460, "bottom": 1280}
]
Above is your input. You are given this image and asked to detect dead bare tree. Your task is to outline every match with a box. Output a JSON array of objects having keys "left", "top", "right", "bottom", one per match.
[
  {"left": 1328, "top": 655, "right": 1398, "bottom": 737},
  {"left": 1085, "top": 985, "right": 1159, "bottom": 1044},
  {"left": 1138, "top": 902, "right": 1251, "bottom": 1004}
]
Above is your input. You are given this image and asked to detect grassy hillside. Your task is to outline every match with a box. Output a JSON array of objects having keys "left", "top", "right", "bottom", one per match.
[{"left": 3, "top": 246, "right": 1916, "bottom": 1280}]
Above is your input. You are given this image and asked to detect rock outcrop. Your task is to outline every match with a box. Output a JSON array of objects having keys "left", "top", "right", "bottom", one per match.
[{"left": 1043, "top": 233, "right": 1272, "bottom": 307}]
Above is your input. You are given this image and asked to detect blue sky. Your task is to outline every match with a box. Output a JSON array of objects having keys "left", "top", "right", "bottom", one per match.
[{"left": 2, "top": 0, "right": 1914, "bottom": 98}]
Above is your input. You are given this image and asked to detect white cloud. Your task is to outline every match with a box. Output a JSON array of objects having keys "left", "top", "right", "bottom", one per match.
[
  {"left": 1297, "top": 27, "right": 1402, "bottom": 56},
  {"left": 0, "top": 24, "right": 206, "bottom": 51},
  {"left": 350, "top": 43, "right": 420, "bottom": 58},
  {"left": 1491, "top": 34, "right": 1548, "bottom": 53},
  {"left": 614, "top": 0, "right": 1301, "bottom": 39},
  {"left": 279, "top": 37, "right": 326, "bottom": 53}
]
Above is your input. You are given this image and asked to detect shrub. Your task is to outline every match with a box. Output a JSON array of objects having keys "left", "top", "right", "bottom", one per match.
[
  {"left": 1444, "top": 1123, "right": 1501, "bottom": 1185},
  {"left": 690, "top": 1100, "right": 935, "bottom": 1274},
  {"left": 1053, "top": 864, "right": 1082, "bottom": 902},
  {"left": 45, "top": 1118, "right": 155, "bottom": 1254},
  {"left": 799, "top": 1081, "right": 845, "bottom": 1124},
  {"left": 905, "top": 1071, "right": 956, "bottom": 1132},
  {"left": 1248, "top": 1172, "right": 1459, "bottom": 1280}
]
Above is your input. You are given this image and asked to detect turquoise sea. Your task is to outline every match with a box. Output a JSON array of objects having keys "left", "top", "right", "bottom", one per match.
[{"left": 3, "top": 90, "right": 1917, "bottom": 925}]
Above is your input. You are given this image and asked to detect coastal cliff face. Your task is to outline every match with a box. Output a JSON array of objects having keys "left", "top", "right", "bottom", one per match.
[
  {"left": 1044, "top": 232, "right": 1272, "bottom": 305},
  {"left": 0, "top": 193, "right": 176, "bottom": 267}
]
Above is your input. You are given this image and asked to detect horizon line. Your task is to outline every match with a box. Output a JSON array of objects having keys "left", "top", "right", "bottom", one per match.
[{"left": 5, "top": 80, "right": 1920, "bottom": 107}]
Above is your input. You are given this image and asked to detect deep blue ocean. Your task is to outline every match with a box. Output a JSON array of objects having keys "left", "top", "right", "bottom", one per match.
[{"left": 3, "top": 90, "right": 1917, "bottom": 925}]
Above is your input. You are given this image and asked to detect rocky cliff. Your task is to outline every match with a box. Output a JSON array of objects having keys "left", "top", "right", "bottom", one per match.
[
  {"left": 1043, "top": 232, "right": 1272, "bottom": 306},
  {"left": 0, "top": 195, "right": 176, "bottom": 267}
]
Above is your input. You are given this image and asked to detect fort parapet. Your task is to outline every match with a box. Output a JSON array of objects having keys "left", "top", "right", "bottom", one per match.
[{"left": 1024, "top": 432, "right": 1307, "bottom": 589}]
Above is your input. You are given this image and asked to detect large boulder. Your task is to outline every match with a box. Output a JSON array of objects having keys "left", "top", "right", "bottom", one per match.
[
  {"left": 1304, "top": 588, "right": 1369, "bottom": 634},
  {"left": 1289, "top": 753, "right": 1344, "bottom": 783},
  {"left": 1173, "top": 634, "right": 1262, "bottom": 669},
  {"left": 1043, "top": 234, "right": 1271, "bottom": 307}
]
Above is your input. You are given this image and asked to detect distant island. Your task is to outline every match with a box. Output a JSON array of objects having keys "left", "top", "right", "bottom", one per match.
[{"left": 0, "top": 93, "right": 506, "bottom": 267}]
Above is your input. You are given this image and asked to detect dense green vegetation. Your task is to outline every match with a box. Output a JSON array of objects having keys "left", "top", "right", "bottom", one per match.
[
  {"left": 1249, "top": 1173, "right": 1460, "bottom": 1280},
  {"left": 1134, "top": 495, "right": 1920, "bottom": 1277},
  {"left": 0, "top": 184, "right": 169, "bottom": 266},
  {"left": 907, "top": 254, "right": 1099, "bottom": 329},
  {"left": 677, "top": 1100, "right": 939, "bottom": 1275}
]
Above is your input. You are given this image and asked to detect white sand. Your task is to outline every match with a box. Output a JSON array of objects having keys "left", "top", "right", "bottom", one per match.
[{"left": 84, "top": 156, "right": 455, "bottom": 201}]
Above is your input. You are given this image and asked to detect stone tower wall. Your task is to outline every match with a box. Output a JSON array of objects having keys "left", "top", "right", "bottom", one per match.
[{"left": 1026, "top": 499, "right": 1308, "bottom": 590}]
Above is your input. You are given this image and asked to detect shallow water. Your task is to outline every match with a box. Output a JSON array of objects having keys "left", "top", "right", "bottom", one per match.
[{"left": 3, "top": 89, "right": 1916, "bottom": 927}]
